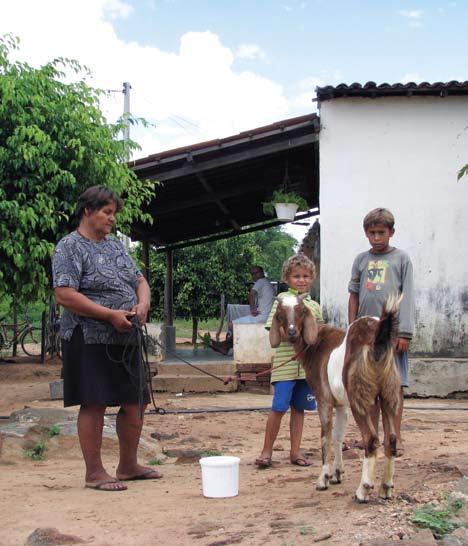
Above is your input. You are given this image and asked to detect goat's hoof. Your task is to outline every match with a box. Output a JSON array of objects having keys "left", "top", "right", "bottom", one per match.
[
  {"left": 353, "top": 492, "right": 369, "bottom": 504},
  {"left": 330, "top": 469, "right": 343, "bottom": 484},
  {"left": 379, "top": 483, "right": 394, "bottom": 500},
  {"left": 316, "top": 482, "right": 329, "bottom": 491}
]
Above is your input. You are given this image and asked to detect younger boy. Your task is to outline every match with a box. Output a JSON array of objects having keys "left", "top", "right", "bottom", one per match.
[
  {"left": 255, "top": 254, "right": 322, "bottom": 468},
  {"left": 348, "top": 207, "right": 415, "bottom": 450}
]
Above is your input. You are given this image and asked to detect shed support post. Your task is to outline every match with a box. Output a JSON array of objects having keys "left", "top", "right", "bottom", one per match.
[
  {"left": 163, "top": 249, "right": 176, "bottom": 356},
  {"left": 142, "top": 241, "right": 151, "bottom": 322}
]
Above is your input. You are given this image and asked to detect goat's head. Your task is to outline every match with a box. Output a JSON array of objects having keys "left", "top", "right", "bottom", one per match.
[{"left": 269, "top": 293, "right": 319, "bottom": 348}]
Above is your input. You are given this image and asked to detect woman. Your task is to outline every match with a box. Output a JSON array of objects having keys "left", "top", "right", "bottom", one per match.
[{"left": 52, "top": 185, "right": 161, "bottom": 491}]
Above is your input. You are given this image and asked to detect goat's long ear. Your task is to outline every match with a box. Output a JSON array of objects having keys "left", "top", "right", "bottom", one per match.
[
  {"left": 269, "top": 315, "right": 282, "bottom": 348},
  {"left": 303, "top": 308, "right": 319, "bottom": 346}
]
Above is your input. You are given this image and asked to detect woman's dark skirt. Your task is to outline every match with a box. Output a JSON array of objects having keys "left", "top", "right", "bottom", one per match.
[{"left": 61, "top": 326, "right": 150, "bottom": 407}]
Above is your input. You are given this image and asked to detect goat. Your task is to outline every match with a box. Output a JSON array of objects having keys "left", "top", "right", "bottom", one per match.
[{"left": 269, "top": 293, "right": 402, "bottom": 502}]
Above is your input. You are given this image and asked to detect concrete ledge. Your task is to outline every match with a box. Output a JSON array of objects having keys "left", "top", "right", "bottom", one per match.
[
  {"left": 233, "top": 323, "right": 274, "bottom": 364},
  {"left": 407, "top": 358, "right": 468, "bottom": 397}
]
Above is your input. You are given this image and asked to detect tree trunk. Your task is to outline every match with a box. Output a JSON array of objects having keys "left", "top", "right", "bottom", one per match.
[{"left": 192, "top": 317, "right": 198, "bottom": 345}]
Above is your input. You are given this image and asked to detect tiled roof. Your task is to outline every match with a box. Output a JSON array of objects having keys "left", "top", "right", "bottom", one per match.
[{"left": 316, "top": 81, "right": 468, "bottom": 102}]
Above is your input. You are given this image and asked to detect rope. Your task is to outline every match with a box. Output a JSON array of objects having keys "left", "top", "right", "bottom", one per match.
[
  {"left": 154, "top": 338, "right": 309, "bottom": 385},
  {"left": 105, "top": 316, "right": 165, "bottom": 418}
]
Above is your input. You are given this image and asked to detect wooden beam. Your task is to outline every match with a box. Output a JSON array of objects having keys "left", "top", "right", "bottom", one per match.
[
  {"left": 146, "top": 176, "right": 271, "bottom": 217},
  {"left": 156, "top": 209, "right": 319, "bottom": 252},
  {"left": 194, "top": 170, "right": 241, "bottom": 231}
]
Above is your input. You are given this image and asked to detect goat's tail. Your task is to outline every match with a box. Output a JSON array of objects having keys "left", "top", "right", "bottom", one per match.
[{"left": 373, "top": 294, "right": 402, "bottom": 362}]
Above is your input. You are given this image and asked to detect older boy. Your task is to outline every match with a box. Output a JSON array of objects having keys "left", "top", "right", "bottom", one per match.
[{"left": 348, "top": 207, "right": 415, "bottom": 451}]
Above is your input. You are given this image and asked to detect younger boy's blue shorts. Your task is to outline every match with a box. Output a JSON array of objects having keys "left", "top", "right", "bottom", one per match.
[
  {"left": 396, "top": 351, "right": 409, "bottom": 387},
  {"left": 271, "top": 379, "right": 316, "bottom": 412}
]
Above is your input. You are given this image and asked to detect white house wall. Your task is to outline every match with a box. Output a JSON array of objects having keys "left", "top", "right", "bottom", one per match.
[{"left": 319, "top": 96, "right": 468, "bottom": 356}]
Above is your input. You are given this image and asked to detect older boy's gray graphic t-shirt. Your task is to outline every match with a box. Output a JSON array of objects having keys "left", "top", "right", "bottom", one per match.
[
  {"left": 52, "top": 231, "right": 142, "bottom": 345},
  {"left": 348, "top": 247, "right": 414, "bottom": 338}
]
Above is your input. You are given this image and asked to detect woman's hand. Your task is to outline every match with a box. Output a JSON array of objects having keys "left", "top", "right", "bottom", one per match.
[
  {"left": 395, "top": 337, "right": 410, "bottom": 352},
  {"left": 131, "top": 302, "right": 150, "bottom": 325},
  {"left": 108, "top": 309, "right": 136, "bottom": 332}
]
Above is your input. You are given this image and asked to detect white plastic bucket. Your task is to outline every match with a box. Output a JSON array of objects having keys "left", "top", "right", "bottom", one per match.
[{"left": 199, "top": 456, "right": 240, "bottom": 498}]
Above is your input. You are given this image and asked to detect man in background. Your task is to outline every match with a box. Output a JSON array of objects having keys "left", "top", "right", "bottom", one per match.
[{"left": 212, "top": 266, "right": 275, "bottom": 354}]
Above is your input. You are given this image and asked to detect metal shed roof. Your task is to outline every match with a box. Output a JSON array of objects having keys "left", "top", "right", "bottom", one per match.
[{"left": 129, "top": 114, "right": 320, "bottom": 250}]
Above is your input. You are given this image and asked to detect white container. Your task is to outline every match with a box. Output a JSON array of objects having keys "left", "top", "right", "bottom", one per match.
[
  {"left": 199, "top": 456, "right": 240, "bottom": 498},
  {"left": 274, "top": 202, "right": 299, "bottom": 220}
]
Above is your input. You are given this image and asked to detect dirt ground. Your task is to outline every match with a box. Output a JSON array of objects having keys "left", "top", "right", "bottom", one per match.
[{"left": 0, "top": 360, "right": 467, "bottom": 546}]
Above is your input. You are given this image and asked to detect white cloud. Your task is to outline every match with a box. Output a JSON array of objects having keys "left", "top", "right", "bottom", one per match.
[
  {"left": 235, "top": 43, "right": 268, "bottom": 61},
  {"left": 399, "top": 9, "right": 423, "bottom": 19},
  {"left": 103, "top": 0, "right": 134, "bottom": 19},
  {"left": 0, "top": 0, "right": 291, "bottom": 158}
]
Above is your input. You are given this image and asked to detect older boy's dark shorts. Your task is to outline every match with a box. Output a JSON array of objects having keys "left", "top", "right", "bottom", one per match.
[
  {"left": 396, "top": 351, "right": 409, "bottom": 387},
  {"left": 271, "top": 379, "right": 316, "bottom": 412}
]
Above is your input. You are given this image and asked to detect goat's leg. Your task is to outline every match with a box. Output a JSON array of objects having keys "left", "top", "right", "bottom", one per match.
[
  {"left": 379, "top": 401, "right": 398, "bottom": 500},
  {"left": 353, "top": 410, "right": 379, "bottom": 503},
  {"left": 316, "top": 400, "right": 334, "bottom": 490},
  {"left": 330, "top": 405, "right": 348, "bottom": 484}
]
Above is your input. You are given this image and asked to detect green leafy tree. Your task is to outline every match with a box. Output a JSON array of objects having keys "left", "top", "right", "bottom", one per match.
[
  {"left": 0, "top": 35, "right": 155, "bottom": 309},
  {"left": 458, "top": 164, "right": 468, "bottom": 180},
  {"left": 250, "top": 227, "right": 297, "bottom": 281},
  {"left": 144, "top": 227, "right": 297, "bottom": 342}
]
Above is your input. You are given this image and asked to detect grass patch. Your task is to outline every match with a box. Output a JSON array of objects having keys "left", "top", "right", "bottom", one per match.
[
  {"left": 47, "top": 424, "right": 60, "bottom": 438},
  {"left": 299, "top": 526, "right": 315, "bottom": 536},
  {"left": 200, "top": 449, "right": 223, "bottom": 457},
  {"left": 24, "top": 440, "right": 47, "bottom": 461},
  {"left": 173, "top": 318, "right": 220, "bottom": 339},
  {"left": 411, "top": 495, "right": 465, "bottom": 538},
  {"left": 148, "top": 457, "right": 164, "bottom": 466}
]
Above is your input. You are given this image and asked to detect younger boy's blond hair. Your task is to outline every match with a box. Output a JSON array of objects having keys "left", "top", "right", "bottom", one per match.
[
  {"left": 281, "top": 253, "right": 316, "bottom": 282},
  {"left": 363, "top": 207, "right": 395, "bottom": 231}
]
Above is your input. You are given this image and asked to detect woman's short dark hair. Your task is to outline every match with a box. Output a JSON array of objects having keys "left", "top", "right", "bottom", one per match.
[{"left": 75, "top": 185, "right": 123, "bottom": 219}]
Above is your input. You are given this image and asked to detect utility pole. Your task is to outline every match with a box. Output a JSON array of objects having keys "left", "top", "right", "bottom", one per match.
[
  {"left": 122, "top": 81, "right": 131, "bottom": 141},
  {"left": 121, "top": 81, "right": 132, "bottom": 250}
]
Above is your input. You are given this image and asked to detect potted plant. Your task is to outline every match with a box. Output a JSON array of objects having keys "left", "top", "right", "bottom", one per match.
[{"left": 262, "top": 190, "right": 309, "bottom": 221}]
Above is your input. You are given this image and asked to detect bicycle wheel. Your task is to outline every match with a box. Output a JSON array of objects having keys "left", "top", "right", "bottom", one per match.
[{"left": 20, "top": 327, "right": 42, "bottom": 357}]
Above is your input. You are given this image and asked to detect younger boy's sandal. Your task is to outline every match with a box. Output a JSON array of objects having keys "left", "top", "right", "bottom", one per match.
[
  {"left": 255, "top": 457, "right": 272, "bottom": 468},
  {"left": 290, "top": 457, "right": 312, "bottom": 467}
]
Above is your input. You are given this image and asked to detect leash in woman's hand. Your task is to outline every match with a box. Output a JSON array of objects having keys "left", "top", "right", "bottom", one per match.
[{"left": 105, "top": 315, "right": 164, "bottom": 418}]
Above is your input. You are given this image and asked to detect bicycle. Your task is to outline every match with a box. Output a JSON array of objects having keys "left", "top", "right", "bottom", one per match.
[
  {"left": 43, "top": 302, "right": 62, "bottom": 360},
  {"left": 0, "top": 316, "right": 43, "bottom": 357}
]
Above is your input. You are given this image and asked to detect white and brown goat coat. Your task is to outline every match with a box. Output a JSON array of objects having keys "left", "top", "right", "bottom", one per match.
[{"left": 270, "top": 293, "right": 402, "bottom": 502}]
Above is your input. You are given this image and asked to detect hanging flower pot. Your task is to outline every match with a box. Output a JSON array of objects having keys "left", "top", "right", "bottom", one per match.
[
  {"left": 262, "top": 190, "right": 309, "bottom": 221},
  {"left": 274, "top": 202, "right": 299, "bottom": 220}
]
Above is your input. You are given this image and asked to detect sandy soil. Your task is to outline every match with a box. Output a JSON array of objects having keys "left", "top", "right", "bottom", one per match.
[{"left": 0, "top": 360, "right": 467, "bottom": 546}]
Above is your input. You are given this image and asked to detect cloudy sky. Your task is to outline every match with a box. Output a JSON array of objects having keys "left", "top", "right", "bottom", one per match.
[{"left": 2, "top": 0, "right": 466, "bottom": 161}]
